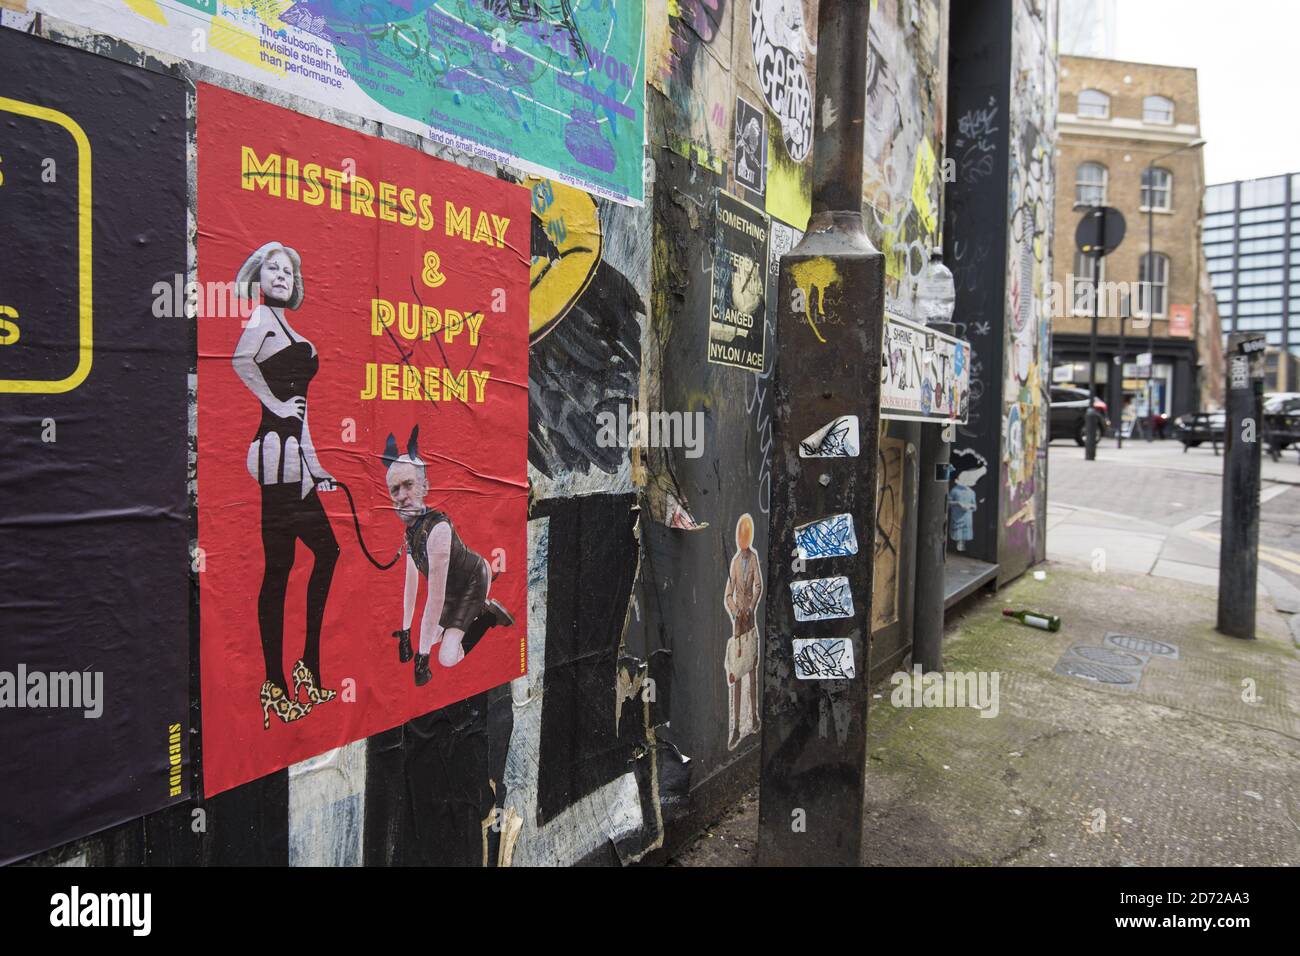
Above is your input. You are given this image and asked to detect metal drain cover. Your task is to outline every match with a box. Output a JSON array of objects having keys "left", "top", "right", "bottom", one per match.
[
  {"left": 1105, "top": 633, "right": 1179, "bottom": 659},
  {"left": 1070, "top": 645, "right": 1145, "bottom": 667},
  {"left": 1054, "top": 658, "right": 1139, "bottom": 686}
]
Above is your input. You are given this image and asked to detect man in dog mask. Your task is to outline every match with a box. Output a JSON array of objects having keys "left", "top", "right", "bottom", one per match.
[{"left": 382, "top": 427, "right": 513, "bottom": 686}]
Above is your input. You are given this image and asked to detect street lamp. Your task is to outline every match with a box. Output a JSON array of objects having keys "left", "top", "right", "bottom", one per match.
[{"left": 1141, "top": 137, "right": 1206, "bottom": 441}]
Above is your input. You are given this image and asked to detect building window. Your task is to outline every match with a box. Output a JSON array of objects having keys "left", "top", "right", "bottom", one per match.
[
  {"left": 1241, "top": 176, "right": 1287, "bottom": 208},
  {"left": 1143, "top": 95, "right": 1175, "bottom": 124},
  {"left": 1075, "top": 162, "right": 1107, "bottom": 205},
  {"left": 1205, "top": 183, "right": 1236, "bottom": 213},
  {"left": 1071, "top": 252, "right": 1105, "bottom": 314},
  {"left": 1141, "top": 167, "right": 1172, "bottom": 210},
  {"left": 1078, "top": 89, "right": 1110, "bottom": 118},
  {"left": 1138, "top": 252, "right": 1169, "bottom": 318}
]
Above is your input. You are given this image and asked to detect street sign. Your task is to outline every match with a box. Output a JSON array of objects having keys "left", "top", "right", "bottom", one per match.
[
  {"left": 1075, "top": 206, "right": 1126, "bottom": 258},
  {"left": 1136, "top": 351, "right": 1152, "bottom": 366},
  {"left": 880, "top": 313, "right": 969, "bottom": 425},
  {"left": 1052, "top": 364, "right": 1073, "bottom": 383}
]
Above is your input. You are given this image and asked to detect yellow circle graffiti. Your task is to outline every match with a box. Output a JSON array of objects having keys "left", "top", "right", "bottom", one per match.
[{"left": 524, "top": 174, "right": 602, "bottom": 344}]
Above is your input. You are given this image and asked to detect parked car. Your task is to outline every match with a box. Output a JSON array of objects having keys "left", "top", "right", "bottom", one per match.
[
  {"left": 1264, "top": 392, "right": 1300, "bottom": 453},
  {"left": 1050, "top": 386, "right": 1110, "bottom": 446},
  {"left": 1174, "top": 393, "right": 1300, "bottom": 449}
]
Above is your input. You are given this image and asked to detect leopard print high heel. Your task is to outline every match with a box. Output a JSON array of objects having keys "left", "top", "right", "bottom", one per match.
[
  {"left": 261, "top": 680, "right": 312, "bottom": 729},
  {"left": 291, "top": 659, "right": 337, "bottom": 705}
]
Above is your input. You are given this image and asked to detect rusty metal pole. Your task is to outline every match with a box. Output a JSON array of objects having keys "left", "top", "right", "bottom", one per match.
[{"left": 757, "top": 0, "right": 883, "bottom": 867}]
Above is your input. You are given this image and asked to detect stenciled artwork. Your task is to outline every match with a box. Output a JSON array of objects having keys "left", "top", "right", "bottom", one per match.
[
  {"left": 0, "top": 30, "right": 190, "bottom": 864},
  {"left": 196, "top": 84, "right": 528, "bottom": 795},
  {"left": 948, "top": 447, "right": 988, "bottom": 553},
  {"left": 41, "top": 0, "right": 647, "bottom": 204},
  {"left": 708, "top": 191, "right": 769, "bottom": 372},
  {"left": 723, "top": 513, "right": 763, "bottom": 750}
]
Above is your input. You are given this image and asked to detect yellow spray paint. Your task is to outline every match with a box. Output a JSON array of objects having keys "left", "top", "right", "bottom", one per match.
[{"left": 790, "top": 257, "right": 840, "bottom": 343}]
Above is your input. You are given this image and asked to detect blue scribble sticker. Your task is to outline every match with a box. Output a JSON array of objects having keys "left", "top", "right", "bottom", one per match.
[{"left": 794, "top": 513, "right": 858, "bottom": 560}]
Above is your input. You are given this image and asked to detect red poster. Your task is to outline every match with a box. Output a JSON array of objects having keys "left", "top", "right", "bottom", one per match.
[
  {"left": 1168, "top": 303, "right": 1192, "bottom": 338},
  {"left": 196, "top": 84, "right": 528, "bottom": 796}
]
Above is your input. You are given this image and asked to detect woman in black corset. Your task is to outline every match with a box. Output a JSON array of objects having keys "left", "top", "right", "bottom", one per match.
[{"left": 232, "top": 242, "right": 339, "bottom": 728}]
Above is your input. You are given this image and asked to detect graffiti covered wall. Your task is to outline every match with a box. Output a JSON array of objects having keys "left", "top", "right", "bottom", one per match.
[
  {"left": 998, "top": 0, "right": 1056, "bottom": 580},
  {"left": 2, "top": 1, "right": 1055, "bottom": 867}
]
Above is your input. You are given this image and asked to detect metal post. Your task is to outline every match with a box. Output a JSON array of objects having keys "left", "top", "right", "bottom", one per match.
[
  {"left": 1145, "top": 170, "right": 1156, "bottom": 441},
  {"left": 913, "top": 322, "right": 956, "bottom": 672},
  {"left": 1217, "top": 332, "right": 1265, "bottom": 639},
  {"left": 1085, "top": 210, "right": 1105, "bottom": 461},
  {"left": 1117, "top": 311, "right": 1126, "bottom": 448},
  {"left": 757, "top": 0, "right": 882, "bottom": 867}
]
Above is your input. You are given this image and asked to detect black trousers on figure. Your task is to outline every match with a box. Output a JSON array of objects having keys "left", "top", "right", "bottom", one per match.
[{"left": 258, "top": 485, "right": 339, "bottom": 690}]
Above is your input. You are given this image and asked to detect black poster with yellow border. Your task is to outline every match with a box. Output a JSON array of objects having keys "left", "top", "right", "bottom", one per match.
[{"left": 0, "top": 29, "right": 190, "bottom": 864}]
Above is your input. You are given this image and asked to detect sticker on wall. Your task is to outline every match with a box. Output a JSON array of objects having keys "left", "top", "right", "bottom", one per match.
[
  {"left": 40, "top": 0, "right": 648, "bottom": 205},
  {"left": 750, "top": 0, "right": 812, "bottom": 163},
  {"left": 794, "top": 513, "right": 858, "bottom": 560},
  {"left": 724, "top": 514, "right": 763, "bottom": 751},
  {"left": 196, "top": 84, "right": 529, "bottom": 797},
  {"left": 0, "top": 29, "right": 190, "bottom": 864},
  {"left": 881, "top": 313, "right": 970, "bottom": 425},
  {"left": 792, "top": 638, "right": 856, "bottom": 680},
  {"left": 799, "top": 415, "right": 860, "bottom": 457},
  {"left": 734, "top": 95, "right": 767, "bottom": 197},
  {"left": 708, "top": 192, "right": 770, "bottom": 373},
  {"left": 790, "top": 576, "right": 855, "bottom": 622}
]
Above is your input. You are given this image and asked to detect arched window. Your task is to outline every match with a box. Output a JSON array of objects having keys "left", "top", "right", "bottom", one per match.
[
  {"left": 1078, "top": 89, "right": 1110, "bottom": 118},
  {"left": 1141, "top": 167, "right": 1173, "bottom": 210},
  {"left": 1139, "top": 253, "right": 1170, "bottom": 318},
  {"left": 1075, "top": 162, "right": 1107, "bottom": 205},
  {"left": 1143, "top": 95, "right": 1174, "bottom": 124}
]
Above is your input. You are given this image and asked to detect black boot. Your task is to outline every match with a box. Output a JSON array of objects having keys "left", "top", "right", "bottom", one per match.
[
  {"left": 413, "top": 652, "right": 431, "bottom": 687},
  {"left": 392, "top": 628, "right": 413, "bottom": 664},
  {"left": 483, "top": 598, "right": 515, "bottom": 628},
  {"left": 461, "top": 599, "right": 515, "bottom": 658}
]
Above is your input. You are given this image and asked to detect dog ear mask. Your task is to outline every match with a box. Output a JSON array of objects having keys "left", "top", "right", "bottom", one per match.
[{"left": 382, "top": 432, "right": 400, "bottom": 469}]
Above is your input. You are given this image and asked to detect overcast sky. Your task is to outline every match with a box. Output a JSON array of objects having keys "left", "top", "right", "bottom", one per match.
[{"left": 1110, "top": 0, "right": 1300, "bottom": 185}]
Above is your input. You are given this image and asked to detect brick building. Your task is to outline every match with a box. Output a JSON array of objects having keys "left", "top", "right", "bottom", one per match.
[{"left": 1050, "top": 55, "right": 1218, "bottom": 431}]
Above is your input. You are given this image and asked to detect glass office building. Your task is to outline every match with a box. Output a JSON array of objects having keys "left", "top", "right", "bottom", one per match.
[{"left": 1203, "top": 173, "right": 1300, "bottom": 354}]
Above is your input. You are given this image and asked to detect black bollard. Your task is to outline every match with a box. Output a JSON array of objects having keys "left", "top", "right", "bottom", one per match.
[{"left": 1216, "top": 332, "right": 1266, "bottom": 639}]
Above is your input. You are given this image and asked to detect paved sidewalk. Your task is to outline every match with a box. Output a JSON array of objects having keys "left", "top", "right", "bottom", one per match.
[
  {"left": 1047, "top": 499, "right": 1300, "bottom": 627},
  {"left": 672, "top": 565, "right": 1300, "bottom": 866},
  {"left": 1050, "top": 437, "right": 1300, "bottom": 487}
]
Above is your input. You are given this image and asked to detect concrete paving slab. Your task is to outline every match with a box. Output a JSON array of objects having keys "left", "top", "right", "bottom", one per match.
[
  {"left": 1151, "top": 558, "right": 1220, "bottom": 588},
  {"left": 1047, "top": 525, "right": 1163, "bottom": 573}
]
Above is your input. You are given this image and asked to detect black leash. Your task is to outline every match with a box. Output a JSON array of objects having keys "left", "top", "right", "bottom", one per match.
[{"left": 333, "top": 480, "right": 404, "bottom": 570}]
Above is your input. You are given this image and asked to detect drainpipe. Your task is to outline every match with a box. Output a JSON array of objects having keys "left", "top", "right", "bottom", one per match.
[{"left": 757, "top": 0, "right": 884, "bottom": 867}]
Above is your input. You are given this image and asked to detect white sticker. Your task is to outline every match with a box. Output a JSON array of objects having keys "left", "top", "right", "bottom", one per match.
[
  {"left": 799, "top": 415, "right": 860, "bottom": 457},
  {"left": 1230, "top": 355, "right": 1248, "bottom": 390},
  {"left": 789, "top": 576, "right": 855, "bottom": 621},
  {"left": 794, "top": 513, "right": 858, "bottom": 560},
  {"left": 792, "top": 638, "right": 856, "bottom": 679}
]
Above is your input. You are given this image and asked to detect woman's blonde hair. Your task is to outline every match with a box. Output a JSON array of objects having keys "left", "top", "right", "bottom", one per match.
[{"left": 236, "top": 241, "right": 304, "bottom": 309}]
